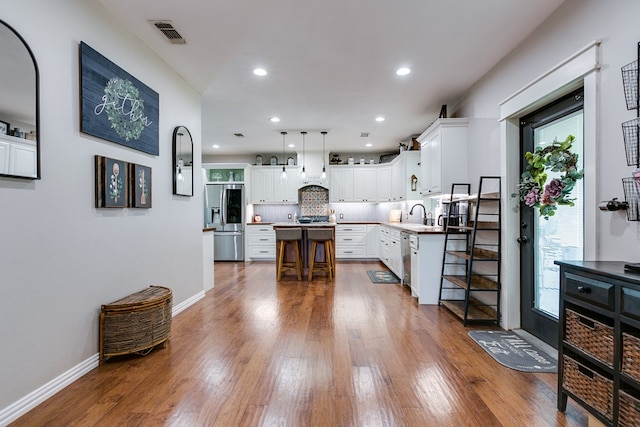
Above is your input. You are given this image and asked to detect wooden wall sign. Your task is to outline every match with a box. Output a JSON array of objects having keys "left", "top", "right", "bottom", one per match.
[{"left": 80, "top": 42, "right": 159, "bottom": 155}]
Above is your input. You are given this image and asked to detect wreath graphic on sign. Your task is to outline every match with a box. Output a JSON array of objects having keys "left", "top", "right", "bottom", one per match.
[
  {"left": 515, "top": 134, "right": 584, "bottom": 220},
  {"left": 103, "top": 78, "right": 146, "bottom": 141}
]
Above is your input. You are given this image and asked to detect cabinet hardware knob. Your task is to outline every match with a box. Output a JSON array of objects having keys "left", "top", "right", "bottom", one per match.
[
  {"left": 577, "top": 286, "right": 591, "bottom": 294},
  {"left": 516, "top": 236, "right": 529, "bottom": 244}
]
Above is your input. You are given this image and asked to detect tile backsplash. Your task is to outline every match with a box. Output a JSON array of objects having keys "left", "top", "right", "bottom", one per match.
[{"left": 252, "top": 197, "right": 433, "bottom": 224}]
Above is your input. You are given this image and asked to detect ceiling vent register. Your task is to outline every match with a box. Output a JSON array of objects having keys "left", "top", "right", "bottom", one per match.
[{"left": 151, "top": 21, "right": 186, "bottom": 45}]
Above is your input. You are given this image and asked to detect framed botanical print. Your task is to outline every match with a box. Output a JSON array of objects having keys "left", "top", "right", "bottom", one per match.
[
  {"left": 130, "top": 163, "right": 152, "bottom": 208},
  {"left": 95, "top": 155, "right": 128, "bottom": 208}
]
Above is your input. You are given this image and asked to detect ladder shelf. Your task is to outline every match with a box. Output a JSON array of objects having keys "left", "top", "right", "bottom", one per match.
[{"left": 438, "top": 177, "right": 502, "bottom": 325}]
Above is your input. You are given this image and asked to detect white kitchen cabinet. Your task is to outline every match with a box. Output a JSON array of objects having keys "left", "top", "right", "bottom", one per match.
[
  {"left": 376, "top": 165, "right": 393, "bottom": 202},
  {"left": 0, "top": 135, "right": 37, "bottom": 178},
  {"left": 353, "top": 167, "right": 377, "bottom": 202},
  {"left": 329, "top": 167, "right": 354, "bottom": 202},
  {"left": 418, "top": 118, "right": 468, "bottom": 196},
  {"left": 245, "top": 224, "right": 276, "bottom": 260},
  {"left": 378, "top": 225, "right": 402, "bottom": 278},
  {"left": 274, "top": 166, "right": 300, "bottom": 203},
  {"left": 250, "top": 167, "right": 274, "bottom": 203},
  {"left": 250, "top": 166, "right": 299, "bottom": 204},
  {"left": 335, "top": 224, "right": 366, "bottom": 258},
  {"left": 412, "top": 233, "right": 446, "bottom": 304},
  {"left": 391, "top": 151, "right": 421, "bottom": 201},
  {"left": 366, "top": 224, "right": 379, "bottom": 258}
]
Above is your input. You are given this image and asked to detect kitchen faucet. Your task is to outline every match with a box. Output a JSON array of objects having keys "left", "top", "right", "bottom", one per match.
[{"left": 409, "top": 203, "right": 428, "bottom": 225}]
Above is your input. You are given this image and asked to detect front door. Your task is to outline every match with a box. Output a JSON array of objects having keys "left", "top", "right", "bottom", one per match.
[{"left": 519, "top": 88, "right": 584, "bottom": 347}]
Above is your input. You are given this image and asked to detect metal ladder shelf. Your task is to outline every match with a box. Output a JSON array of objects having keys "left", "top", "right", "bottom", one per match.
[{"left": 438, "top": 176, "right": 502, "bottom": 325}]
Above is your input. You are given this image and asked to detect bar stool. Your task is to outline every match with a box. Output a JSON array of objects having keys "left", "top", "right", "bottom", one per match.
[
  {"left": 275, "top": 228, "right": 303, "bottom": 281},
  {"left": 307, "top": 227, "right": 335, "bottom": 281}
]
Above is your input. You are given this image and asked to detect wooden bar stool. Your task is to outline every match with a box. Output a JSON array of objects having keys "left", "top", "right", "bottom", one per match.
[
  {"left": 307, "top": 227, "right": 335, "bottom": 281},
  {"left": 275, "top": 227, "right": 303, "bottom": 281}
]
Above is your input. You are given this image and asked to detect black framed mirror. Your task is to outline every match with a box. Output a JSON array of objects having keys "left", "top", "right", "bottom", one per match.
[
  {"left": 172, "top": 125, "right": 193, "bottom": 196},
  {"left": 0, "top": 19, "right": 40, "bottom": 179}
]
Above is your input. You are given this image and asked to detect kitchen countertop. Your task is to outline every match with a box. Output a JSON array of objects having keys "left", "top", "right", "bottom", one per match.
[
  {"left": 384, "top": 223, "right": 446, "bottom": 235},
  {"left": 271, "top": 222, "right": 337, "bottom": 227},
  {"left": 247, "top": 221, "right": 445, "bottom": 234}
]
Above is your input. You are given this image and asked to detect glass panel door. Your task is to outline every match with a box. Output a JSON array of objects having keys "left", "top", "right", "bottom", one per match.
[
  {"left": 520, "top": 88, "right": 584, "bottom": 347},
  {"left": 532, "top": 111, "right": 584, "bottom": 318}
]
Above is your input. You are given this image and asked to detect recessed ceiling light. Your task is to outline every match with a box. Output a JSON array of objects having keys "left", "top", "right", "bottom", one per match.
[
  {"left": 375, "top": 116, "right": 385, "bottom": 122},
  {"left": 212, "top": 144, "right": 220, "bottom": 149},
  {"left": 288, "top": 143, "right": 295, "bottom": 148},
  {"left": 396, "top": 67, "right": 411, "bottom": 76},
  {"left": 270, "top": 117, "right": 280, "bottom": 123},
  {"left": 366, "top": 143, "right": 373, "bottom": 147},
  {"left": 253, "top": 68, "right": 267, "bottom": 76}
]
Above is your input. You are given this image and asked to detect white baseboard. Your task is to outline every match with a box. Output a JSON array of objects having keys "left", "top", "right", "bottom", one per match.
[
  {"left": 172, "top": 290, "right": 205, "bottom": 316},
  {"left": 0, "top": 290, "right": 205, "bottom": 426},
  {"left": 0, "top": 353, "right": 99, "bottom": 426}
]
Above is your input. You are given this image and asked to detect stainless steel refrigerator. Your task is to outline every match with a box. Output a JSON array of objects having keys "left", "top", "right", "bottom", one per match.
[{"left": 205, "top": 183, "right": 244, "bottom": 261}]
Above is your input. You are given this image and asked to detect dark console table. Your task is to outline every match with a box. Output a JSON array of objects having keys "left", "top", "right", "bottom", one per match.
[{"left": 556, "top": 261, "right": 640, "bottom": 426}]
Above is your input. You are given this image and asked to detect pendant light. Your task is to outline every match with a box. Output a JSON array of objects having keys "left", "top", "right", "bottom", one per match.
[
  {"left": 320, "top": 131, "right": 328, "bottom": 185},
  {"left": 280, "top": 131, "right": 288, "bottom": 182},
  {"left": 300, "top": 131, "right": 308, "bottom": 182}
]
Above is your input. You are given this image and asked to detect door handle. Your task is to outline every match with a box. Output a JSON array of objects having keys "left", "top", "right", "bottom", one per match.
[{"left": 517, "top": 236, "right": 529, "bottom": 244}]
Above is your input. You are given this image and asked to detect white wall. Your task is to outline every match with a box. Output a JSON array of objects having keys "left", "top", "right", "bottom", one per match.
[
  {"left": 0, "top": 0, "right": 203, "bottom": 416},
  {"left": 456, "top": 0, "right": 640, "bottom": 261}
]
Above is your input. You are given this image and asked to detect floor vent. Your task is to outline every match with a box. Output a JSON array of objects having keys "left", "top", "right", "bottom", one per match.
[{"left": 151, "top": 21, "right": 186, "bottom": 45}]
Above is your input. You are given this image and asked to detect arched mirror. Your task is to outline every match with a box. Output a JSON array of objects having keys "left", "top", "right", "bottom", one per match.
[
  {"left": 0, "top": 20, "right": 40, "bottom": 179},
  {"left": 173, "top": 125, "right": 193, "bottom": 196}
]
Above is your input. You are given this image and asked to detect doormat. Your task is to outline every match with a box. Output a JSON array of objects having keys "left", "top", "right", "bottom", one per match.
[
  {"left": 468, "top": 330, "right": 557, "bottom": 373},
  {"left": 367, "top": 270, "right": 400, "bottom": 284}
]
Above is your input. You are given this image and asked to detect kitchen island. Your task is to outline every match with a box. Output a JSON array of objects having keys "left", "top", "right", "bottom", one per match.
[{"left": 272, "top": 222, "right": 336, "bottom": 276}]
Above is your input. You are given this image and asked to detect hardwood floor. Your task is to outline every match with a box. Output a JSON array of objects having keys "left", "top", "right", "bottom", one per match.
[{"left": 12, "top": 261, "right": 587, "bottom": 426}]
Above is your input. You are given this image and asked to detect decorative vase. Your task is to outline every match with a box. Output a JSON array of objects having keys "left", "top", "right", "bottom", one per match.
[{"left": 329, "top": 213, "right": 336, "bottom": 223}]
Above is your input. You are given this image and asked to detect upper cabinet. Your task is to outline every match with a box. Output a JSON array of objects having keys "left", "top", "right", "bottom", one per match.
[
  {"left": 329, "top": 167, "right": 354, "bottom": 202},
  {"left": 328, "top": 152, "right": 420, "bottom": 203},
  {"left": 418, "top": 118, "right": 468, "bottom": 196},
  {"left": 250, "top": 166, "right": 299, "bottom": 204}
]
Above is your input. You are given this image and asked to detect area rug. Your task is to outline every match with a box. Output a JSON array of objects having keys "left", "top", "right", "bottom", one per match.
[
  {"left": 468, "top": 330, "right": 557, "bottom": 373},
  {"left": 367, "top": 270, "right": 400, "bottom": 284}
]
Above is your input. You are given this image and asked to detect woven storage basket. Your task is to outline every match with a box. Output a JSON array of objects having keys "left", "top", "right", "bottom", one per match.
[
  {"left": 622, "top": 332, "right": 640, "bottom": 383},
  {"left": 100, "top": 285, "right": 172, "bottom": 363},
  {"left": 619, "top": 390, "right": 640, "bottom": 427},
  {"left": 562, "top": 355, "right": 613, "bottom": 421},
  {"left": 565, "top": 309, "right": 614, "bottom": 367}
]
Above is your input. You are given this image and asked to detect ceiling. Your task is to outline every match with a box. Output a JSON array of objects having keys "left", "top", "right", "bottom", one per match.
[{"left": 97, "top": 0, "right": 566, "bottom": 158}]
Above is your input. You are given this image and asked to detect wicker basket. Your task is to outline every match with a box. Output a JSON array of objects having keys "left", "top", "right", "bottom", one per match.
[
  {"left": 565, "top": 309, "right": 614, "bottom": 367},
  {"left": 562, "top": 355, "right": 613, "bottom": 421},
  {"left": 622, "top": 332, "right": 640, "bottom": 383},
  {"left": 100, "top": 285, "right": 172, "bottom": 363},
  {"left": 619, "top": 389, "right": 640, "bottom": 427}
]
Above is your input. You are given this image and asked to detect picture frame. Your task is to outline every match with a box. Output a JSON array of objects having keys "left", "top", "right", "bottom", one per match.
[
  {"left": 80, "top": 42, "right": 159, "bottom": 155},
  {"left": 0, "top": 120, "right": 9, "bottom": 135},
  {"left": 129, "top": 163, "right": 152, "bottom": 208},
  {"left": 95, "top": 155, "right": 128, "bottom": 208}
]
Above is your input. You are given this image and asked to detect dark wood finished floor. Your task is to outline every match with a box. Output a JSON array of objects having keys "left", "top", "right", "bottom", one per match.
[{"left": 12, "top": 261, "right": 587, "bottom": 426}]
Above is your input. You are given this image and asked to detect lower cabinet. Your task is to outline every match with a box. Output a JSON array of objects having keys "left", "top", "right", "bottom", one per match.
[
  {"left": 335, "top": 224, "right": 379, "bottom": 259},
  {"left": 557, "top": 261, "right": 640, "bottom": 426},
  {"left": 378, "top": 225, "right": 402, "bottom": 278},
  {"left": 246, "top": 224, "right": 276, "bottom": 260}
]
